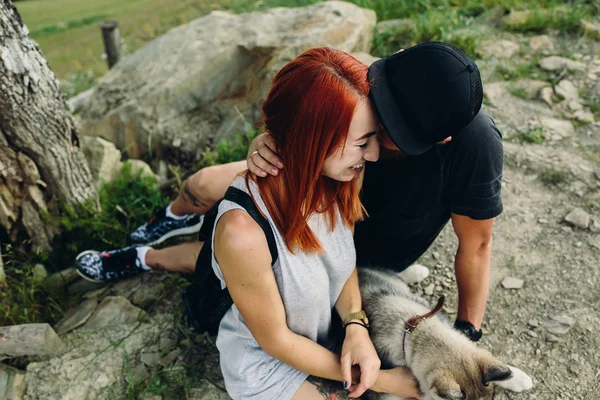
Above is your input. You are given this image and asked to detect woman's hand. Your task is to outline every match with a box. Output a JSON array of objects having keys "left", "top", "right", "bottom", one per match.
[
  {"left": 247, "top": 132, "right": 283, "bottom": 177},
  {"left": 372, "top": 366, "right": 424, "bottom": 399},
  {"left": 340, "top": 324, "right": 381, "bottom": 398}
]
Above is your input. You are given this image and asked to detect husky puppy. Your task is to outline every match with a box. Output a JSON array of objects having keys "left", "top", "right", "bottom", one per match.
[{"left": 358, "top": 268, "right": 533, "bottom": 400}]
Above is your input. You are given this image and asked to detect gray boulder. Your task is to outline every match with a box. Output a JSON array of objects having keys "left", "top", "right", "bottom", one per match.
[
  {"left": 0, "top": 364, "right": 26, "bottom": 400},
  {"left": 0, "top": 324, "right": 64, "bottom": 358},
  {"left": 79, "top": 2, "right": 376, "bottom": 163}
]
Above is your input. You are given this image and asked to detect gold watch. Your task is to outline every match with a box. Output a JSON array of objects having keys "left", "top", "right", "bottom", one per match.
[{"left": 343, "top": 311, "right": 369, "bottom": 328}]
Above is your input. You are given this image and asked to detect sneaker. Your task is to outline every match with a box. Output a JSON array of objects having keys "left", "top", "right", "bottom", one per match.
[
  {"left": 75, "top": 246, "right": 145, "bottom": 282},
  {"left": 130, "top": 206, "right": 203, "bottom": 246}
]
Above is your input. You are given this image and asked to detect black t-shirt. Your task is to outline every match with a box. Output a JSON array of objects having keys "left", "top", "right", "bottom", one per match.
[{"left": 354, "top": 110, "right": 504, "bottom": 271}]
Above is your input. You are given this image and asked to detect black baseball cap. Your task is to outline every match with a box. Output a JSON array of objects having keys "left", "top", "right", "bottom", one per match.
[{"left": 368, "top": 42, "right": 483, "bottom": 155}]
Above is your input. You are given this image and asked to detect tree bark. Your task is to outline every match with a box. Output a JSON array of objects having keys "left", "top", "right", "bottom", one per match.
[{"left": 0, "top": 0, "right": 98, "bottom": 251}]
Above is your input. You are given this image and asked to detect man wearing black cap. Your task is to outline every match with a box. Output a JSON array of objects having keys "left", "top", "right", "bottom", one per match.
[{"left": 248, "top": 43, "right": 503, "bottom": 342}]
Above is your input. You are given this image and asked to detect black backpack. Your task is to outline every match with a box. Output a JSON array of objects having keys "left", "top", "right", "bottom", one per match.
[{"left": 182, "top": 186, "right": 279, "bottom": 336}]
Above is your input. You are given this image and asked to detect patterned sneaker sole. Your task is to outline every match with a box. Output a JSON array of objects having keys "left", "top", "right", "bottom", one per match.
[
  {"left": 138, "top": 219, "right": 204, "bottom": 246},
  {"left": 75, "top": 250, "right": 109, "bottom": 283}
]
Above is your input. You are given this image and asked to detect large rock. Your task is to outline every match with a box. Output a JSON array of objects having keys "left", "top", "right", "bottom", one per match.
[
  {"left": 78, "top": 2, "right": 376, "bottom": 164},
  {"left": 0, "top": 324, "right": 65, "bottom": 357},
  {"left": 82, "top": 296, "right": 146, "bottom": 331},
  {"left": 0, "top": 364, "right": 26, "bottom": 400},
  {"left": 80, "top": 136, "right": 122, "bottom": 185}
]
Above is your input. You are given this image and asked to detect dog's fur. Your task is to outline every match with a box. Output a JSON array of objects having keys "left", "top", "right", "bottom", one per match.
[{"left": 358, "top": 268, "right": 533, "bottom": 400}]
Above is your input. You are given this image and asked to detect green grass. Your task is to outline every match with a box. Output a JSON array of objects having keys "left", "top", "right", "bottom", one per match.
[
  {"left": 48, "top": 162, "right": 169, "bottom": 269},
  {"left": 509, "top": 127, "right": 546, "bottom": 144},
  {"left": 539, "top": 168, "right": 567, "bottom": 186}
]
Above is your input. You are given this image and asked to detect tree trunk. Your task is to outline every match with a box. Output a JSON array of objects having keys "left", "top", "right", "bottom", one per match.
[{"left": 0, "top": 0, "right": 98, "bottom": 251}]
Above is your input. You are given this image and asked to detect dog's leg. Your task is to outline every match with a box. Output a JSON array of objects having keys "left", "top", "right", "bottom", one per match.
[
  {"left": 495, "top": 365, "right": 533, "bottom": 392},
  {"left": 397, "top": 264, "right": 429, "bottom": 285}
]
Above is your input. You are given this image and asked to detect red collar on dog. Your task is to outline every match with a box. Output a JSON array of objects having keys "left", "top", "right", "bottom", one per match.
[{"left": 402, "top": 295, "right": 446, "bottom": 359}]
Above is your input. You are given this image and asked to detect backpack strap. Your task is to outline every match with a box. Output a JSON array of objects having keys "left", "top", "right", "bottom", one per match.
[{"left": 222, "top": 186, "right": 278, "bottom": 266}]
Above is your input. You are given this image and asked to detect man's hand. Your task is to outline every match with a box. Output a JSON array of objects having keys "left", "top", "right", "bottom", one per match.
[{"left": 247, "top": 133, "right": 283, "bottom": 177}]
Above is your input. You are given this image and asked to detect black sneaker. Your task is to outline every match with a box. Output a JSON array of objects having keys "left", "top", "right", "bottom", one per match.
[
  {"left": 75, "top": 246, "right": 145, "bottom": 282},
  {"left": 130, "top": 206, "right": 203, "bottom": 246}
]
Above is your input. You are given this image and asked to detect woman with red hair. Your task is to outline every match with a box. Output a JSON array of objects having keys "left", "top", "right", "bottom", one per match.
[
  {"left": 212, "top": 48, "right": 419, "bottom": 400},
  {"left": 75, "top": 47, "right": 421, "bottom": 399}
]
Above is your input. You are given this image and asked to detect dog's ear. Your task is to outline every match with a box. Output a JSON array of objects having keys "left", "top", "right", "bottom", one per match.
[
  {"left": 482, "top": 361, "right": 512, "bottom": 385},
  {"left": 494, "top": 365, "right": 534, "bottom": 392}
]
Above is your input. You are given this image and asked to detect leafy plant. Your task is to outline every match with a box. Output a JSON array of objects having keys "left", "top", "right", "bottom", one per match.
[
  {"left": 48, "top": 162, "right": 169, "bottom": 270},
  {"left": 539, "top": 168, "right": 567, "bottom": 186},
  {"left": 0, "top": 245, "right": 67, "bottom": 326},
  {"left": 198, "top": 128, "right": 259, "bottom": 168},
  {"left": 511, "top": 127, "right": 546, "bottom": 144},
  {"left": 61, "top": 69, "right": 97, "bottom": 99}
]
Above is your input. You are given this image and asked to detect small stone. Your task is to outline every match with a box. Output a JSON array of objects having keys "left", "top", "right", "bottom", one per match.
[
  {"left": 539, "top": 86, "right": 554, "bottom": 106},
  {"left": 539, "top": 56, "right": 585, "bottom": 72},
  {"left": 32, "top": 264, "right": 48, "bottom": 284},
  {"left": 546, "top": 333, "right": 559, "bottom": 343},
  {"left": 480, "top": 39, "right": 520, "bottom": 59},
  {"left": 582, "top": 20, "right": 600, "bottom": 41},
  {"left": 529, "top": 35, "right": 555, "bottom": 51},
  {"left": 54, "top": 299, "right": 98, "bottom": 335},
  {"left": 538, "top": 218, "right": 548, "bottom": 224},
  {"left": 435, "top": 285, "right": 443, "bottom": 292},
  {"left": 573, "top": 110, "right": 595, "bottom": 124},
  {"left": 127, "top": 363, "right": 149, "bottom": 384},
  {"left": 140, "top": 351, "right": 161, "bottom": 367},
  {"left": 424, "top": 283, "right": 435, "bottom": 296},
  {"left": 159, "top": 348, "right": 182, "bottom": 367},
  {"left": 528, "top": 320, "right": 539, "bottom": 328},
  {"left": 589, "top": 236, "right": 600, "bottom": 250},
  {"left": 539, "top": 116, "right": 575, "bottom": 138},
  {"left": 564, "top": 208, "right": 591, "bottom": 229},
  {"left": 555, "top": 80, "right": 579, "bottom": 101},
  {"left": 527, "top": 330, "right": 538, "bottom": 338},
  {"left": 591, "top": 217, "right": 600, "bottom": 233},
  {"left": 501, "top": 276, "right": 524, "bottom": 289},
  {"left": 432, "top": 251, "right": 440, "bottom": 260},
  {"left": 546, "top": 315, "right": 575, "bottom": 336},
  {"left": 567, "top": 100, "right": 583, "bottom": 111},
  {"left": 159, "top": 337, "right": 178, "bottom": 351}
]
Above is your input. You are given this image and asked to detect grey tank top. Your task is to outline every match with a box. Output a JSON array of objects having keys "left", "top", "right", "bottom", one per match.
[{"left": 211, "top": 176, "right": 356, "bottom": 400}]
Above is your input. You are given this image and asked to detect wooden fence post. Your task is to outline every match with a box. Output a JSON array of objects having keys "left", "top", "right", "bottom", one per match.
[{"left": 100, "top": 20, "right": 121, "bottom": 69}]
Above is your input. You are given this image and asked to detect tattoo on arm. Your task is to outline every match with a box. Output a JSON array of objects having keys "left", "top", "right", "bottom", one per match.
[
  {"left": 181, "top": 181, "right": 208, "bottom": 208},
  {"left": 306, "top": 376, "right": 352, "bottom": 400}
]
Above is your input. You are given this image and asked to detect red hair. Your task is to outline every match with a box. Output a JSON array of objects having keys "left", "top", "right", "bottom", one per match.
[{"left": 248, "top": 47, "right": 369, "bottom": 253}]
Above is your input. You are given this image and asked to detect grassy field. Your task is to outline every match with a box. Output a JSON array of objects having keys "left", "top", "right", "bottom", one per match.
[{"left": 18, "top": 0, "right": 598, "bottom": 94}]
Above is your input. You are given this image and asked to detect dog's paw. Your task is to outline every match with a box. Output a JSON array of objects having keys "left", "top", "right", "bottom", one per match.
[
  {"left": 397, "top": 264, "right": 430, "bottom": 284},
  {"left": 496, "top": 365, "right": 533, "bottom": 392}
]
